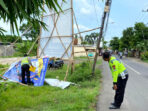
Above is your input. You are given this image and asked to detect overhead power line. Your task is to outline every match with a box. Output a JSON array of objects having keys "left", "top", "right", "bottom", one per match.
[{"left": 93, "top": 0, "right": 100, "bottom": 25}]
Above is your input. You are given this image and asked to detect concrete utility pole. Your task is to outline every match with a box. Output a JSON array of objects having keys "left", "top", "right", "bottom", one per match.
[{"left": 92, "top": 0, "right": 112, "bottom": 76}]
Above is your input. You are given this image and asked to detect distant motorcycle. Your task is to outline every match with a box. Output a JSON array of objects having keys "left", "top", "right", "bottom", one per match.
[
  {"left": 120, "top": 55, "right": 122, "bottom": 59},
  {"left": 119, "top": 52, "right": 123, "bottom": 59},
  {"left": 48, "top": 59, "right": 64, "bottom": 69}
]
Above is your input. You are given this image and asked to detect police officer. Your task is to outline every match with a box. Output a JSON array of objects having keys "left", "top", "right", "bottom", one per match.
[
  {"left": 102, "top": 51, "right": 128, "bottom": 109},
  {"left": 21, "top": 54, "right": 33, "bottom": 85}
]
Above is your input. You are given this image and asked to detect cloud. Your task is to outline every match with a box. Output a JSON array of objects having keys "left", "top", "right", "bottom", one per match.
[
  {"left": 75, "top": 0, "right": 102, "bottom": 15},
  {"left": 80, "top": 8, "right": 91, "bottom": 14}
]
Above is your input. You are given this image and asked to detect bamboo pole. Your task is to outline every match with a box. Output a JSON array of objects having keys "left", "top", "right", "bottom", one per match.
[
  {"left": 73, "top": 10, "right": 90, "bottom": 62},
  {"left": 38, "top": 27, "right": 100, "bottom": 39},
  {"left": 64, "top": 49, "right": 73, "bottom": 81},
  {"left": 39, "top": 15, "right": 60, "bottom": 57},
  {"left": 39, "top": 36, "right": 72, "bottom": 39},
  {"left": 61, "top": 41, "right": 73, "bottom": 58},
  {"left": 43, "top": 8, "right": 72, "bottom": 17},
  {"left": 27, "top": 37, "right": 39, "bottom": 55},
  {"left": 74, "top": 27, "right": 100, "bottom": 35},
  {"left": 0, "top": 75, "right": 28, "bottom": 86},
  {"left": 51, "top": 15, "right": 70, "bottom": 58},
  {"left": 12, "top": 25, "right": 32, "bottom": 45},
  {"left": 39, "top": 2, "right": 64, "bottom": 57},
  {"left": 71, "top": 0, "right": 75, "bottom": 74}
]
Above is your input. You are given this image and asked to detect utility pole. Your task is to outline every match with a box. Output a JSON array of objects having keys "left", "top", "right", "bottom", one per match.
[{"left": 92, "top": 0, "right": 112, "bottom": 76}]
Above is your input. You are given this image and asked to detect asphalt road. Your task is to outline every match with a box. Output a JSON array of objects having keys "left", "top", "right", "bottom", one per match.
[{"left": 97, "top": 56, "right": 148, "bottom": 111}]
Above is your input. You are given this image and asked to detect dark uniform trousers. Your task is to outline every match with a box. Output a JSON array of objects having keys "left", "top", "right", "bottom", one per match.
[
  {"left": 114, "top": 74, "right": 128, "bottom": 107},
  {"left": 21, "top": 64, "right": 31, "bottom": 84}
]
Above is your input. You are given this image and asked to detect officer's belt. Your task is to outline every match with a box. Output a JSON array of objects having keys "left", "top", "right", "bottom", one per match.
[{"left": 119, "top": 70, "right": 128, "bottom": 77}]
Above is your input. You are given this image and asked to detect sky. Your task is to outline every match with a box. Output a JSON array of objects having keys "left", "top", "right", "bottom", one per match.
[
  {"left": 73, "top": 0, "right": 148, "bottom": 42},
  {"left": 1, "top": 0, "right": 148, "bottom": 42}
]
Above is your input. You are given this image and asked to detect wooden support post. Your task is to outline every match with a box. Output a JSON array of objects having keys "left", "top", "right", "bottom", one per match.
[
  {"left": 27, "top": 36, "right": 39, "bottom": 55},
  {"left": 73, "top": 10, "right": 91, "bottom": 63},
  {"left": 0, "top": 75, "right": 28, "bottom": 86},
  {"left": 61, "top": 41, "right": 72, "bottom": 59},
  {"left": 64, "top": 55, "right": 72, "bottom": 81},
  {"left": 71, "top": 0, "right": 75, "bottom": 74},
  {"left": 74, "top": 27, "right": 100, "bottom": 35},
  {"left": 51, "top": 15, "right": 70, "bottom": 58},
  {"left": 12, "top": 25, "right": 32, "bottom": 45}
]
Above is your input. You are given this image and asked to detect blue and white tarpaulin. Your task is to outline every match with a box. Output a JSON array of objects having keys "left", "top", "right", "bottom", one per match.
[{"left": 3, "top": 58, "right": 49, "bottom": 86}]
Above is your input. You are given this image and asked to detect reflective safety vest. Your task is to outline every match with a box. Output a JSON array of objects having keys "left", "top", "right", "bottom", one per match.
[
  {"left": 21, "top": 57, "right": 29, "bottom": 65},
  {"left": 109, "top": 56, "right": 127, "bottom": 83}
]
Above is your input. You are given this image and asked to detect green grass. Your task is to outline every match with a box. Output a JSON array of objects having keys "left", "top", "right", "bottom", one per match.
[
  {"left": 74, "top": 56, "right": 94, "bottom": 60},
  {"left": 0, "top": 64, "right": 9, "bottom": 77},
  {"left": 143, "top": 59, "right": 148, "bottom": 63},
  {"left": 0, "top": 61, "right": 102, "bottom": 111},
  {"left": 74, "top": 56, "right": 88, "bottom": 59}
]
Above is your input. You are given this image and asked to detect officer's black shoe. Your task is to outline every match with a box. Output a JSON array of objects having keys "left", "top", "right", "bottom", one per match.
[
  {"left": 110, "top": 102, "right": 115, "bottom": 106},
  {"left": 109, "top": 105, "right": 120, "bottom": 109}
]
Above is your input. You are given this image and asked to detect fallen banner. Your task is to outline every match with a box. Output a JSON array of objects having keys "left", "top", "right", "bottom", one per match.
[{"left": 3, "top": 58, "right": 49, "bottom": 86}]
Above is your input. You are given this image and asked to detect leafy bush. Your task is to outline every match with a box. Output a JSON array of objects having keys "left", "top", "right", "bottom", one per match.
[
  {"left": 0, "top": 35, "right": 22, "bottom": 43},
  {"left": 69, "top": 62, "right": 91, "bottom": 83},
  {"left": 68, "top": 62, "right": 101, "bottom": 83},
  {"left": 0, "top": 64, "right": 9, "bottom": 79},
  {"left": 141, "top": 51, "right": 148, "bottom": 60},
  {"left": 128, "top": 51, "right": 133, "bottom": 57},
  {"left": 0, "top": 64, "right": 6, "bottom": 68},
  {"left": 14, "top": 41, "right": 37, "bottom": 56}
]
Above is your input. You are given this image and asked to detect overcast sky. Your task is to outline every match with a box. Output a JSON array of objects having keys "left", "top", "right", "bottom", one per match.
[{"left": 1, "top": 0, "right": 148, "bottom": 42}]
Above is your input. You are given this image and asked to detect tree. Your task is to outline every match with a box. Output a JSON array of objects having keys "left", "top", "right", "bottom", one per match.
[
  {"left": 134, "top": 23, "right": 148, "bottom": 51},
  {"left": 0, "top": 0, "right": 63, "bottom": 35},
  {"left": 111, "top": 22, "right": 148, "bottom": 58},
  {"left": 84, "top": 32, "right": 99, "bottom": 45},
  {"left": 103, "top": 41, "right": 108, "bottom": 50},
  {"left": 19, "top": 21, "right": 40, "bottom": 41},
  {"left": 101, "top": 37, "right": 108, "bottom": 49},
  {"left": 109, "top": 37, "right": 120, "bottom": 51},
  {"left": 119, "top": 27, "right": 134, "bottom": 50},
  {"left": 0, "top": 35, "right": 22, "bottom": 43}
]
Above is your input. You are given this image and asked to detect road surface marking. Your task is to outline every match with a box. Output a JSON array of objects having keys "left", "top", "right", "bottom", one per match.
[{"left": 122, "top": 62, "right": 141, "bottom": 75}]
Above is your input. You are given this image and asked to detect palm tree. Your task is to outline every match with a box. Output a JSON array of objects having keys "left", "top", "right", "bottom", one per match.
[{"left": 0, "top": 0, "right": 63, "bottom": 35}]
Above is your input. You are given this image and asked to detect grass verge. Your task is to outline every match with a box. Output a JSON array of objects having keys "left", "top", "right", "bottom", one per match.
[
  {"left": 0, "top": 60, "right": 102, "bottom": 111},
  {"left": 142, "top": 59, "right": 148, "bottom": 63},
  {"left": 0, "top": 64, "right": 9, "bottom": 79}
]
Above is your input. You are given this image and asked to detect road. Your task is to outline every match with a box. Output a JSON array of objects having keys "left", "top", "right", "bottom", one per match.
[{"left": 97, "top": 56, "right": 148, "bottom": 111}]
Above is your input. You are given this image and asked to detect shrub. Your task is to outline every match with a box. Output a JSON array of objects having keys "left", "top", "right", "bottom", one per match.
[
  {"left": 128, "top": 51, "right": 133, "bottom": 57},
  {"left": 68, "top": 62, "right": 91, "bottom": 83},
  {"left": 140, "top": 51, "right": 148, "bottom": 60},
  {"left": 14, "top": 41, "right": 37, "bottom": 56}
]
